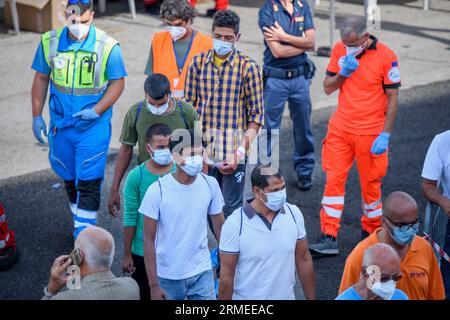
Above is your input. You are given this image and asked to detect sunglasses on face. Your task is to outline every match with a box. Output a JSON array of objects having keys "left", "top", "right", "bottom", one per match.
[{"left": 384, "top": 215, "right": 422, "bottom": 232}]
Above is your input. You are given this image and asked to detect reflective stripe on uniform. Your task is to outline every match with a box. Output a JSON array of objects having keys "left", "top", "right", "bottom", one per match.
[
  {"left": 94, "top": 32, "right": 110, "bottom": 88},
  {"left": 322, "top": 205, "right": 343, "bottom": 219},
  {"left": 52, "top": 82, "right": 108, "bottom": 95},
  {"left": 363, "top": 199, "right": 382, "bottom": 210},
  {"left": 0, "top": 214, "right": 5, "bottom": 223},
  {"left": 322, "top": 196, "right": 345, "bottom": 205},
  {"left": 49, "top": 29, "right": 58, "bottom": 68},
  {"left": 364, "top": 207, "right": 383, "bottom": 219}
]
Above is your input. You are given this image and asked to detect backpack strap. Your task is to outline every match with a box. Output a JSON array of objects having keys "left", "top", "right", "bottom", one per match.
[
  {"left": 157, "top": 179, "right": 163, "bottom": 220},
  {"left": 199, "top": 173, "right": 213, "bottom": 213},
  {"left": 134, "top": 101, "right": 143, "bottom": 128},
  {"left": 177, "top": 100, "right": 189, "bottom": 129}
]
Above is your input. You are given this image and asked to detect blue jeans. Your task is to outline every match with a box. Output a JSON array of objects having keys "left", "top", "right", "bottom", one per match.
[
  {"left": 158, "top": 270, "right": 216, "bottom": 300},
  {"left": 261, "top": 75, "right": 315, "bottom": 177},
  {"left": 442, "top": 217, "right": 450, "bottom": 300}
]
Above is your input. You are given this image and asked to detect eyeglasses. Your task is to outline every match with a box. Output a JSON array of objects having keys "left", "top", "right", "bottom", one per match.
[
  {"left": 384, "top": 215, "right": 422, "bottom": 232},
  {"left": 68, "top": 0, "right": 92, "bottom": 5}
]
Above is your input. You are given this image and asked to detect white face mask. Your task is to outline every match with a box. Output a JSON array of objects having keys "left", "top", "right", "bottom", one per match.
[
  {"left": 261, "top": 188, "right": 287, "bottom": 212},
  {"left": 149, "top": 145, "right": 172, "bottom": 166},
  {"left": 68, "top": 21, "right": 91, "bottom": 41},
  {"left": 371, "top": 280, "right": 396, "bottom": 300},
  {"left": 146, "top": 98, "right": 170, "bottom": 116},
  {"left": 345, "top": 45, "right": 364, "bottom": 57},
  {"left": 180, "top": 155, "right": 203, "bottom": 176},
  {"left": 213, "top": 39, "right": 234, "bottom": 56},
  {"left": 166, "top": 25, "right": 188, "bottom": 41}
]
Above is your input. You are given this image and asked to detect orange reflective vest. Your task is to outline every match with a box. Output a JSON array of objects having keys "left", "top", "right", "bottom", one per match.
[{"left": 152, "top": 30, "right": 212, "bottom": 98}]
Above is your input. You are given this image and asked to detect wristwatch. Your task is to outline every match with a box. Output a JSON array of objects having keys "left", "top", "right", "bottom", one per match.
[{"left": 43, "top": 286, "right": 55, "bottom": 298}]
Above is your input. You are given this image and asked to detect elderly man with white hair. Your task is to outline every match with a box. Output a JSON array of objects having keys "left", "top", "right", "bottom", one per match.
[
  {"left": 42, "top": 226, "right": 139, "bottom": 300},
  {"left": 336, "top": 243, "right": 408, "bottom": 300}
]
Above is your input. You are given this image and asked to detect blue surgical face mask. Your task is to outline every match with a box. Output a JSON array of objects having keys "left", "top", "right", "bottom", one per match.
[
  {"left": 180, "top": 155, "right": 203, "bottom": 176},
  {"left": 385, "top": 217, "right": 419, "bottom": 246},
  {"left": 149, "top": 145, "right": 172, "bottom": 166},
  {"left": 261, "top": 188, "right": 287, "bottom": 212},
  {"left": 213, "top": 39, "right": 234, "bottom": 56}
]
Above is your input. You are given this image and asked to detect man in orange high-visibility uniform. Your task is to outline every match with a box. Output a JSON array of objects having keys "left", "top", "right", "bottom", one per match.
[
  {"left": 144, "top": 0, "right": 213, "bottom": 98},
  {"left": 309, "top": 16, "right": 401, "bottom": 255}
]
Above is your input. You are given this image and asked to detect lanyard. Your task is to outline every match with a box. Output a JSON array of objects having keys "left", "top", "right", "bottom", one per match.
[{"left": 173, "top": 30, "right": 196, "bottom": 75}]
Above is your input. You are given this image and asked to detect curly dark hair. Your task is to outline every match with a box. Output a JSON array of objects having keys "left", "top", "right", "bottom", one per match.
[
  {"left": 212, "top": 10, "right": 240, "bottom": 34},
  {"left": 160, "top": 0, "right": 197, "bottom": 23}
]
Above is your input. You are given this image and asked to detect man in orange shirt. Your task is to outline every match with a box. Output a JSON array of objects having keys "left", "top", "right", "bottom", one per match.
[
  {"left": 339, "top": 191, "right": 445, "bottom": 300},
  {"left": 144, "top": 0, "right": 213, "bottom": 98},
  {"left": 309, "top": 16, "right": 401, "bottom": 255}
]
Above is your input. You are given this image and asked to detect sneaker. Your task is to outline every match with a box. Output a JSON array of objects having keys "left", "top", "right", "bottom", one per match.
[
  {"left": 297, "top": 175, "right": 312, "bottom": 191},
  {"left": 361, "top": 230, "right": 370, "bottom": 241},
  {"left": 308, "top": 234, "right": 339, "bottom": 255}
]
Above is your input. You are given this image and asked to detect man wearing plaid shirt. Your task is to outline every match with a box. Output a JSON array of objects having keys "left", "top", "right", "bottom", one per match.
[{"left": 185, "top": 10, "right": 264, "bottom": 218}]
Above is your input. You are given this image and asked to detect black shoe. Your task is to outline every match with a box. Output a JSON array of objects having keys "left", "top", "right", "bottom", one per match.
[
  {"left": 206, "top": 8, "right": 218, "bottom": 17},
  {"left": 145, "top": 3, "right": 161, "bottom": 15},
  {"left": 297, "top": 175, "right": 312, "bottom": 191},
  {"left": 309, "top": 234, "right": 339, "bottom": 255},
  {"left": 361, "top": 230, "right": 370, "bottom": 241}
]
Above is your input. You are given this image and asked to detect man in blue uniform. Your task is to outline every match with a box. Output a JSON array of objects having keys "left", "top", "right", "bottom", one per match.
[
  {"left": 31, "top": 0, "right": 127, "bottom": 238},
  {"left": 258, "top": 0, "right": 316, "bottom": 190}
]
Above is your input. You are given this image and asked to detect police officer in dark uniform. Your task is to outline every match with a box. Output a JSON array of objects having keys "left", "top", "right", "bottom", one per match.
[{"left": 258, "top": 0, "right": 316, "bottom": 190}]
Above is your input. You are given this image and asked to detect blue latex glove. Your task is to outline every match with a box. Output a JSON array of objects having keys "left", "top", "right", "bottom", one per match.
[
  {"left": 32, "top": 115, "right": 47, "bottom": 144},
  {"left": 339, "top": 54, "right": 359, "bottom": 77},
  {"left": 371, "top": 132, "right": 390, "bottom": 155},
  {"left": 72, "top": 108, "right": 99, "bottom": 121}
]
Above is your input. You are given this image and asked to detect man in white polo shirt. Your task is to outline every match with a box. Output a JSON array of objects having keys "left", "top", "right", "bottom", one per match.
[
  {"left": 422, "top": 130, "right": 450, "bottom": 299},
  {"left": 140, "top": 129, "right": 225, "bottom": 300},
  {"left": 218, "top": 164, "right": 316, "bottom": 300}
]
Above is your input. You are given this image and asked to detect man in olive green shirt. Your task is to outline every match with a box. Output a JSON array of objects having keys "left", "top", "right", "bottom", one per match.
[
  {"left": 108, "top": 73, "right": 198, "bottom": 216},
  {"left": 122, "top": 123, "right": 176, "bottom": 300}
]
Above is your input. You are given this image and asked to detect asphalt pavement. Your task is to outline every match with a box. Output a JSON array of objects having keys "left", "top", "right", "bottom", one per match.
[{"left": 1, "top": 79, "right": 449, "bottom": 300}]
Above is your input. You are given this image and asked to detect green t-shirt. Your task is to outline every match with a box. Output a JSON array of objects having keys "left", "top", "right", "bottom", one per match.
[
  {"left": 119, "top": 98, "right": 199, "bottom": 164},
  {"left": 123, "top": 161, "right": 176, "bottom": 256},
  {"left": 144, "top": 36, "right": 193, "bottom": 76}
]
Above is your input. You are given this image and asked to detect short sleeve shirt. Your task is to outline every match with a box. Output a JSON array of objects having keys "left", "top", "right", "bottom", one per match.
[
  {"left": 258, "top": 0, "right": 314, "bottom": 69},
  {"left": 31, "top": 27, "right": 127, "bottom": 80},
  {"left": 219, "top": 201, "right": 307, "bottom": 299},
  {"left": 119, "top": 99, "right": 199, "bottom": 164},
  {"left": 326, "top": 36, "right": 401, "bottom": 135},
  {"left": 422, "top": 130, "right": 450, "bottom": 198},
  {"left": 138, "top": 173, "right": 224, "bottom": 280}
]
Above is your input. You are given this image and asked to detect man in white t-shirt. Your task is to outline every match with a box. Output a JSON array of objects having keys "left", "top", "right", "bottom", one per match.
[
  {"left": 139, "top": 129, "right": 225, "bottom": 300},
  {"left": 218, "top": 164, "right": 316, "bottom": 300},
  {"left": 422, "top": 130, "right": 450, "bottom": 299}
]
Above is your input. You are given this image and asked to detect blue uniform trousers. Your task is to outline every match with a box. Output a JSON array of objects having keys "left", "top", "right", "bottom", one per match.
[{"left": 262, "top": 75, "right": 315, "bottom": 177}]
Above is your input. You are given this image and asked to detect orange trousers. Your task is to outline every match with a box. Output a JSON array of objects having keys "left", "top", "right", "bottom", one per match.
[
  {"left": 189, "top": 0, "right": 228, "bottom": 10},
  {"left": 320, "top": 124, "right": 388, "bottom": 238}
]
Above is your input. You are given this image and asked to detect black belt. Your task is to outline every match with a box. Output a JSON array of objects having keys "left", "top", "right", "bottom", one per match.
[{"left": 263, "top": 65, "right": 306, "bottom": 79}]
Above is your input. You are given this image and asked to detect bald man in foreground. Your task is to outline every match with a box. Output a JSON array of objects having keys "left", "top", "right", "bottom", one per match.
[
  {"left": 336, "top": 243, "right": 408, "bottom": 300},
  {"left": 339, "top": 191, "right": 445, "bottom": 300},
  {"left": 42, "top": 226, "right": 139, "bottom": 300}
]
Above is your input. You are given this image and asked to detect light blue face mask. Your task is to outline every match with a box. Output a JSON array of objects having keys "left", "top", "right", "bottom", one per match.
[
  {"left": 180, "top": 155, "right": 203, "bottom": 176},
  {"left": 149, "top": 145, "right": 172, "bottom": 166},
  {"left": 385, "top": 217, "right": 420, "bottom": 246},
  {"left": 213, "top": 39, "right": 234, "bottom": 56}
]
